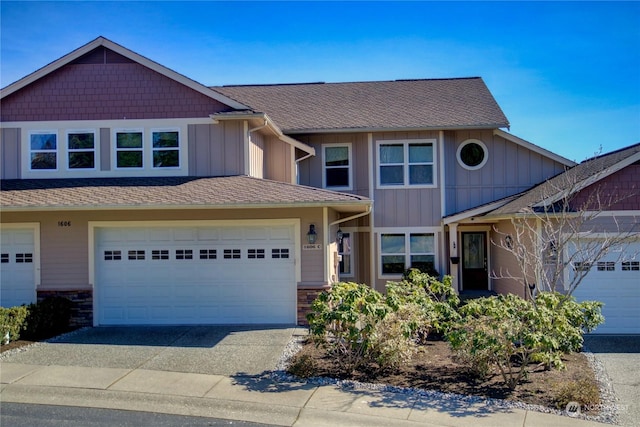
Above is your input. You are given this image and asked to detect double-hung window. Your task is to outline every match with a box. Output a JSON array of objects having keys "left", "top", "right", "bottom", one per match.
[
  {"left": 30, "top": 131, "right": 58, "bottom": 170},
  {"left": 67, "top": 131, "right": 96, "bottom": 169},
  {"left": 378, "top": 139, "right": 435, "bottom": 187},
  {"left": 323, "top": 144, "right": 352, "bottom": 189},
  {"left": 380, "top": 232, "right": 435, "bottom": 275},
  {"left": 152, "top": 130, "right": 180, "bottom": 168},
  {"left": 115, "top": 130, "right": 144, "bottom": 168}
]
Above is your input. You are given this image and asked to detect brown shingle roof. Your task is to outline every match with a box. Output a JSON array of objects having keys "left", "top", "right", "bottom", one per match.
[
  {"left": 213, "top": 78, "right": 509, "bottom": 133},
  {"left": 489, "top": 143, "right": 640, "bottom": 216},
  {"left": 0, "top": 176, "right": 369, "bottom": 211}
]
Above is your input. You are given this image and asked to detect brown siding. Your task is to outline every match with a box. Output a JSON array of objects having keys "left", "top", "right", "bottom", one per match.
[
  {"left": 1, "top": 127, "right": 20, "bottom": 179},
  {"left": 188, "top": 122, "right": 244, "bottom": 176},
  {"left": 445, "top": 130, "right": 568, "bottom": 215},
  {"left": 99, "top": 128, "right": 110, "bottom": 171},
  {"left": 1, "top": 49, "right": 231, "bottom": 122},
  {"left": 490, "top": 220, "right": 527, "bottom": 298},
  {"left": 250, "top": 131, "right": 265, "bottom": 179},
  {"left": 571, "top": 164, "right": 640, "bottom": 212}
]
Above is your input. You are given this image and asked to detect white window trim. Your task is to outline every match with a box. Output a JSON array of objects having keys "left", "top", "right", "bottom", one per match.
[
  {"left": 28, "top": 130, "right": 59, "bottom": 172},
  {"left": 66, "top": 129, "right": 98, "bottom": 171},
  {"left": 322, "top": 143, "right": 353, "bottom": 190},
  {"left": 376, "top": 139, "right": 437, "bottom": 189},
  {"left": 151, "top": 128, "right": 181, "bottom": 169},
  {"left": 113, "top": 128, "right": 145, "bottom": 170},
  {"left": 457, "top": 139, "right": 488, "bottom": 171},
  {"left": 377, "top": 228, "right": 439, "bottom": 278}
]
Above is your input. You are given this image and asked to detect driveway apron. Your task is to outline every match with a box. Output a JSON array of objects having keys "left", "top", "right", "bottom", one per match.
[
  {"left": 1, "top": 326, "right": 301, "bottom": 376},
  {"left": 584, "top": 335, "right": 640, "bottom": 427}
]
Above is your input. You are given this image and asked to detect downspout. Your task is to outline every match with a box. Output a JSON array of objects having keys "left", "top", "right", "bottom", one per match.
[{"left": 295, "top": 152, "right": 314, "bottom": 185}]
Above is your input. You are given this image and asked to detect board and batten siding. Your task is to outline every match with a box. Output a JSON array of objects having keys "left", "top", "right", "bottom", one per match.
[
  {"left": 444, "top": 130, "right": 569, "bottom": 216},
  {"left": 249, "top": 131, "right": 265, "bottom": 179},
  {"left": 373, "top": 131, "right": 441, "bottom": 227},
  {"left": 188, "top": 122, "right": 244, "bottom": 177},
  {"left": 1, "top": 127, "right": 20, "bottom": 179},
  {"left": 265, "top": 136, "right": 294, "bottom": 183},
  {"left": 297, "top": 133, "right": 369, "bottom": 197}
]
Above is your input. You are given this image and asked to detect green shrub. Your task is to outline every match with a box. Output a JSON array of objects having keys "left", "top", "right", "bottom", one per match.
[
  {"left": 369, "top": 304, "right": 421, "bottom": 371},
  {"left": 0, "top": 305, "right": 30, "bottom": 343},
  {"left": 23, "top": 297, "right": 73, "bottom": 340},
  {"left": 552, "top": 379, "right": 601, "bottom": 410},
  {"left": 307, "top": 282, "right": 389, "bottom": 373},
  {"left": 448, "top": 292, "right": 605, "bottom": 389},
  {"left": 386, "top": 270, "right": 460, "bottom": 339}
]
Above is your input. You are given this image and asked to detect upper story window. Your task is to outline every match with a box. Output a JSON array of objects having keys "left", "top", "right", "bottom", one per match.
[
  {"left": 67, "top": 131, "right": 96, "bottom": 169},
  {"left": 30, "top": 131, "right": 57, "bottom": 170},
  {"left": 380, "top": 232, "right": 435, "bottom": 276},
  {"left": 378, "top": 139, "right": 435, "bottom": 188},
  {"left": 323, "top": 144, "right": 352, "bottom": 189},
  {"left": 457, "top": 139, "right": 488, "bottom": 170},
  {"left": 152, "top": 130, "right": 180, "bottom": 168},
  {"left": 115, "top": 130, "right": 144, "bottom": 168}
]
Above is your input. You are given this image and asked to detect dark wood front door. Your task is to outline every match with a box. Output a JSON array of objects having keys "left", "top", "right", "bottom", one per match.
[{"left": 461, "top": 232, "right": 488, "bottom": 290}]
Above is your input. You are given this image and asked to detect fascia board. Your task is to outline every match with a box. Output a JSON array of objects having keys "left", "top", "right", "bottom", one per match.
[
  {"left": 1, "top": 37, "right": 250, "bottom": 111},
  {"left": 442, "top": 196, "right": 518, "bottom": 225},
  {"left": 283, "top": 124, "right": 509, "bottom": 135}
]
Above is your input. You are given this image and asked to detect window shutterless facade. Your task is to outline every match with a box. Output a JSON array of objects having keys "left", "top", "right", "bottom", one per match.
[
  {"left": 67, "top": 130, "right": 96, "bottom": 169},
  {"left": 29, "top": 131, "right": 58, "bottom": 170},
  {"left": 152, "top": 130, "right": 180, "bottom": 168},
  {"left": 322, "top": 144, "right": 352, "bottom": 189},
  {"left": 380, "top": 232, "right": 435, "bottom": 276},
  {"left": 377, "top": 139, "right": 436, "bottom": 188},
  {"left": 115, "top": 130, "right": 144, "bottom": 169}
]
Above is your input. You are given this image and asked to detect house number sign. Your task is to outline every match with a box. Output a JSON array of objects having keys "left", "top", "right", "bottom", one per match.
[{"left": 57, "top": 221, "right": 72, "bottom": 227}]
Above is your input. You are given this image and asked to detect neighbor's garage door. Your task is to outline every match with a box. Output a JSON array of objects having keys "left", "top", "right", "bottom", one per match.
[
  {"left": 0, "top": 228, "right": 36, "bottom": 308},
  {"left": 95, "top": 224, "right": 296, "bottom": 325},
  {"left": 572, "top": 240, "right": 640, "bottom": 334}
]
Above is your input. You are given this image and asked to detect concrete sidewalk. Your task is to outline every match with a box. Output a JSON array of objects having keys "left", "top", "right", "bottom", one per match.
[{"left": 0, "top": 362, "right": 608, "bottom": 427}]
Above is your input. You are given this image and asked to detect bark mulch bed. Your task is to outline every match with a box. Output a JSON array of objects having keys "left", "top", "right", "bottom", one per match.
[{"left": 288, "top": 337, "right": 601, "bottom": 415}]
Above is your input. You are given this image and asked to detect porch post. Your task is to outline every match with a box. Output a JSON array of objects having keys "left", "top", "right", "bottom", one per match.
[{"left": 448, "top": 223, "right": 460, "bottom": 292}]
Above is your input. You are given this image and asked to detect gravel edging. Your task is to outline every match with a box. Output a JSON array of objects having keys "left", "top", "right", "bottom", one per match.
[{"left": 273, "top": 331, "right": 620, "bottom": 425}]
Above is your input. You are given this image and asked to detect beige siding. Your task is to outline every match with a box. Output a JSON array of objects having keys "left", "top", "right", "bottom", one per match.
[
  {"left": 264, "top": 136, "right": 293, "bottom": 183},
  {"left": 1, "top": 207, "right": 331, "bottom": 291},
  {"left": 188, "top": 122, "right": 244, "bottom": 176},
  {"left": 99, "top": 128, "right": 110, "bottom": 171},
  {"left": 1, "top": 127, "right": 21, "bottom": 179},
  {"left": 249, "top": 131, "right": 264, "bottom": 179},
  {"left": 490, "top": 220, "right": 527, "bottom": 297}
]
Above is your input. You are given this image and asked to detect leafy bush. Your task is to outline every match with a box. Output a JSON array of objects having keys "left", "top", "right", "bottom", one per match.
[
  {"left": 0, "top": 305, "right": 29, "bottom": 344},
  {"left": 23, "top": 297, "right": 73, "bottom": 340},
  {"left": 369, "top": 304, "right": 422, "bottom": 371},
  {"left": 386, "top": 270, "right": 460, "bottom": 339},
  {"left": 448, "top": 292, "right": 605, "bottom": 389},
  {"left": 307, "top": 282, "right": 389, "bottom": 373}
]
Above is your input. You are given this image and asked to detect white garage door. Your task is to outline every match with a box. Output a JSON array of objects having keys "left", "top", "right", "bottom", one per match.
[
  {"left": 95, "top": 224, "right": 296, "bottom": 325},
  {"left": 0, "top": 228, "right": 36, "bottom": 307},
  {"left": 572, "top": 240, "right": 640, "bottom": 334}
]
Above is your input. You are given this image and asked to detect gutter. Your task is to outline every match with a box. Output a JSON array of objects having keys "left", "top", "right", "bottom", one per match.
[{"left": 329, "top": 205, "right": 373, "bottom": 226}]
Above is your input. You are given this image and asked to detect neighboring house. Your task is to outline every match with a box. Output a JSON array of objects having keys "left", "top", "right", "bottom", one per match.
[{"left": 3, "top": 36, "right": 632, "bottom": 331}]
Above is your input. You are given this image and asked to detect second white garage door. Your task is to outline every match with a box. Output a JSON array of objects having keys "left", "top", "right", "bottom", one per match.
[
  {"left": 571, "top": 239, "right": 640, "bottom": 334},
  {"left": 95, "top": 223, "right": 297, "bottom": 325}
]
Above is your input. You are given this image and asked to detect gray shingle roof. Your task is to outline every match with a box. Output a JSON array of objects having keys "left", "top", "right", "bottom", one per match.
[
  {"left": 0, "top": 176, "right": 369, "bottom": 210},
  {"left": 213, "top": 78, "right": 509, "bottom": 133},
  {"left": 489, "top": 143, "right": 640, "bottom": 216}
]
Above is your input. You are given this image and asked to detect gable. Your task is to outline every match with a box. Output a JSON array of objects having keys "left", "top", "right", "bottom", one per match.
[
  {"left": 571, "top": 161, "right": 640, "bottom": 211},
  {"left": 0, "top": 47, "right": 234, "bottom": 122}
]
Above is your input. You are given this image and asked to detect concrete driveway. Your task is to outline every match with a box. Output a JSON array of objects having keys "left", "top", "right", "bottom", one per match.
[
  {"left": 583, "top": 335, "right": 640, "bottom": 427},
  {"left": 1, "top": 325, "right": 301, "bottom": 376}
]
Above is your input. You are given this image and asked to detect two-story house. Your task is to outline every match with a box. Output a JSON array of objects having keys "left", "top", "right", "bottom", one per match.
[{"left": 2, "top": 37, "right": 637, "bottom": 332}]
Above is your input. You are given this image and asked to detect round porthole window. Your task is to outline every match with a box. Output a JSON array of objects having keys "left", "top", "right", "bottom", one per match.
[{"left": 457, "top": 139, "right": 488, "bottom": 170}]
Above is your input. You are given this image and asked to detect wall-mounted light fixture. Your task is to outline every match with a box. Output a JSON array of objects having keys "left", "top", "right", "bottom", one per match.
[
  {"left": 307, "top": 224, "right": 317, "bottom": 244},
  {"left": 336, "top": 228, "right": 344, "bottom": 244}
]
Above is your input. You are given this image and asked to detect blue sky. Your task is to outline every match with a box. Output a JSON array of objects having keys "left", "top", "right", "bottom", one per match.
[{"left": 1, "top": 1, "right": 638, "bottom": 162}]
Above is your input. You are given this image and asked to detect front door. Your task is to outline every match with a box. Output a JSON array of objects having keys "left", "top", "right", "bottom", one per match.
[{"left": 461, "top": 232, "right": 488, "bottom": 291}]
